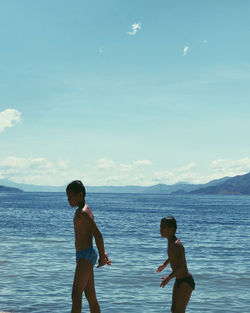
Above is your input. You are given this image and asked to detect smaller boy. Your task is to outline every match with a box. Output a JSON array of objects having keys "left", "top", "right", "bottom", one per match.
[
  {"left": 66, "top": 180, "right": 111, "bottom": 313},
  {"left": 156, "top": 216, "right": 195, "bottom": 313}
]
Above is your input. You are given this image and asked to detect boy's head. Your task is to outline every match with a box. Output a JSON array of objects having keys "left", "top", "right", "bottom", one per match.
[
  {"left": 66, "top": 180, "right": 86, "bottom": 207},
  {"left": 160, "top": 216, "right": 177, "bottom": 238}
]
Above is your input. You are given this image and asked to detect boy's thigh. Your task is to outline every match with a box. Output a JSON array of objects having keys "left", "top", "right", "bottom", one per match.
[
  {"left": 84, "top": 268, "right": 97, "bottom": 299},
  {"left": 171, "top": 282, "right": 178, "bottom": 311},
  {"left": 175, "top": 282, "right": 193, "bottom": 312},
  {"left": 73, "top": 258, "right": 93, "bottom": 292}
]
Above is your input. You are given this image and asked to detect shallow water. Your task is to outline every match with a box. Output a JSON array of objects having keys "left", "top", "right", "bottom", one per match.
[{"left": 0, "top": 192, "right": 250, "bottom": 312}]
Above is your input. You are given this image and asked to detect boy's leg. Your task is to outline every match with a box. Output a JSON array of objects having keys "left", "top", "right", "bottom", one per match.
[
  {"left": 174, "top": 282, "right": 193, "bottom": 313},
  {"left": 171, "top": 281, "right": 178, "bottom": 313},
  {"left": 84, "top": 267, "right": 101, "bottom": 313},
  {"left": 71, "top": 258, "right": 93, "bottom": 313}
]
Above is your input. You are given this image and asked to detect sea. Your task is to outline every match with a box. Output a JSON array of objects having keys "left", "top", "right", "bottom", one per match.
[{"left": 0, "top": 192, "right": 250, "bottom": 313}]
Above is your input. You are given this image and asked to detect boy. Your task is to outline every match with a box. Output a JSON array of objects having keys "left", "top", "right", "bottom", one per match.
[
  {"left": 156, "top": 216, "right": 195, "bottom": 313},
  {"left": 66, "top": 180, "right": 111, "bottom": 313}
]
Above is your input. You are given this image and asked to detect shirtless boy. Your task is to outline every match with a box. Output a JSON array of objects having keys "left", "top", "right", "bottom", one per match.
[
  {"left": 66, "top": 180, "right": 111, "bottom": 313},
  {"left": 156, "top": 216, "right": 195, "bottom": 313}
]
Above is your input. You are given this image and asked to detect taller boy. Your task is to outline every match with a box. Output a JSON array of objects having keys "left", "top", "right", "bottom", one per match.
[{"left": 66, "top": 180, "right": 111, "bottom": 313}]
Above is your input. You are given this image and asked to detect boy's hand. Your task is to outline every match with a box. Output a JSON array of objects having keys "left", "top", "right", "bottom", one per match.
[
  {"left": 96, "top": 251, "right": 112, "bottom": 268},
  {"left": 97, "top": 256, "right": 106, "bottom": 268},
  {"left": 160, "top": 276, "right": 171, "bottom": 288},
  {"left": 156, "top": 263, "right": 166, "bottom": 273},
  {"left": 105, "top": 251, "right": 112, "bottom": 266}
]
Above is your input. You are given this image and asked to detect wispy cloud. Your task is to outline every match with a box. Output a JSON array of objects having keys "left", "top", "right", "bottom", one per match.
[
  {"left": 133, "top": 160, "right": 153, "bottom": 167},
  {"left": 97, "top": 158, "right": 116, "bottom": 170},
  {"left": 183, "top": 45, "right": 189, "bottom": 56},
  {"left": 153, "top": 162, "right": 198, "bottom": 185},
  {"left": 98, "top": 47, "right": 104, "bottom": 55},
  {"left": 96, "top": 158, "right": 152, "bottom": 171},
  {"left": 152, "top": 158, "right": 250, "bottom": 186},
  {"left": 0, "top": 156, "right": 68, "bottom": 185},
  {"left": 210, "top": 157, "right": 250, "bottom": 176},
  {"left": 177, "top": 162, "right": 196, "bottom": 173},
  {"left": 120, "top": 164, "right": 132, "bottom": 172},
  {"left": 0, "top": 109, "right": 21, "bottom": 133},
  {"left": 127, "top": 23, "right": 142, "bottom": 36}
]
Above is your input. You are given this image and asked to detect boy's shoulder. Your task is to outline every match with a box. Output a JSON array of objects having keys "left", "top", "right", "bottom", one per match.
[
  {"left": 83, "top": 204, "right": 94, "bottom": 219},
  {"left": 173, "top": 239, "right": 184, "bottom": 252},
  {"left": 75, "top": 204, "right": 94, "bottom": 220}
]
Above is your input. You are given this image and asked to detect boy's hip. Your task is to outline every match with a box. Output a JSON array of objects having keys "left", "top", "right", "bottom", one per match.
[{"left": 76, "top": 246, "right": 98, "bottom": 266}]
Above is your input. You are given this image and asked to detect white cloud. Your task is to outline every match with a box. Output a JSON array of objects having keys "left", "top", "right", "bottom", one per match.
[
  {"left": 96, "top": 158, "right": 152, "bottom": 172},
  {"left": 0, "top": 109, "right": 21, "bottom": 133},
  {"left": 133, "top": 160, "right": 153, "bottom": 167},
  {"left": 98, "top": 173, "right": 146, "bottom": 186},
  {"left": 153, "top": 162, "right": 199, "bottom": 185},
  {"left": 177, "top": 162, "right": 196, "bottom": 173},
  {"left": 119, "top": 164, "right": 132, "bottom": 172},
  {"left": 153, "top": 169, "right": 205, "bottom": 185},
  {"left": 97, "top": 158, "right": 116, "bottom": 170},
  {"left": 210, "top": 157, "right": 250, "bottom": 176},
  {"left": 153, "top": 158, "right": 250, "bottom": 186},
  {"left": 153, "top": 170, "right": 175, "bottom": 184},
  {"left": 0, "top": 156, "right": 69, "bottom": 185},
  {"left": 127, "top": 23, "right": 142, "bottom": 36},
  {"left": 183, "top": 45, "right": 189, "bottom": 56},
  {"left": 2, "top": 155, "right": 249, "bottom": 187},
  {"left": 98, "top": 47, "right": 104, "bottom": 55},
  {"left": 203, "top": 39, "right": 208, "bottom": 44}
]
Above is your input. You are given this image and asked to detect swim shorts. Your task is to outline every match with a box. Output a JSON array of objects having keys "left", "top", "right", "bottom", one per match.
[
  {"left": 175, "top": 274, "right": 195, "bottom": 290},
  {"left": 76, "top": 246, "right": 98, "bottom": 266}
]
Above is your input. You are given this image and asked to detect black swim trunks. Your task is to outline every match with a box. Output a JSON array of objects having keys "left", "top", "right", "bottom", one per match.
[{"left": 175, "top": 274, "right": 195, "bottom": 290}]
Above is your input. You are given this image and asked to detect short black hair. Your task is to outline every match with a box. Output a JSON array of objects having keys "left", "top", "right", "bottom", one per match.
[
  {"left": 161, "top": 216, "right": 177, "bottom": 232},
  {"left": 66, "top": 180, "right": 86, "bottom": 197}
]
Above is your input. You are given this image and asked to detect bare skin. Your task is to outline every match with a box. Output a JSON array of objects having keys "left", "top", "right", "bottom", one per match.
[
  {"left": 156, "top": 223, "right": 193, "bottom": 313},
  {"left": 67, "top": 190, "right": 111, "bottom": 313}
]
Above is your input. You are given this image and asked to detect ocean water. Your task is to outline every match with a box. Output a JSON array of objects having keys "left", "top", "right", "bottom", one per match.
[{"left": 0, "top": 192, "right": 250, "bottom": 313}]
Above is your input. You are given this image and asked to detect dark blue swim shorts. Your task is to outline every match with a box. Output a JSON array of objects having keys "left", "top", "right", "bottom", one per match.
[{"left": 76, "top": 246, "right": 98, "bottom": 266}]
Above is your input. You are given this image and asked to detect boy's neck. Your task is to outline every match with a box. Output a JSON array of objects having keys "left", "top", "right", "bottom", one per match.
[
  {"left": 168, "top": 235, "right": 177, "bottom": 244},
  {"left": 77, "top": 199, "right": 85, "bottom": 210}
]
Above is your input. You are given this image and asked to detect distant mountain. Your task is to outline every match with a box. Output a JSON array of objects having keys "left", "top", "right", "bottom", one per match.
[
  {"left": 0, "top": 184, "right": 23, "bottom": 193},
  {"left": 87, "top": 183, "right": 190, "bottom": 194},
  {"left": 0, "top": 176, "right": 232, "bottom": 194},
  {"left": 0, "top": 179, "right": 66, "bottom": 192},
  {"left": 190, "top": 172, "right": 250, "bottom": 195},
  {"left": 2, "top": 173, "right": 250, "bottom": 195},
  {"left": 171, "top": 176, "right": 230, "bottom": 194}
]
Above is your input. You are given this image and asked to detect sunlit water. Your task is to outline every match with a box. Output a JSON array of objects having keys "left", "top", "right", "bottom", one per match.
[{"left": 0, "top": 192, "right": 250, "bottom": 312}]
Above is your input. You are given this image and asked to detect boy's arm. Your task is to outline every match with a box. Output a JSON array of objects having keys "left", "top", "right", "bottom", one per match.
[
  {"left": 156, "top": 258, "right": 169, "bottom": 272},
  {"left": 82, "top": 212, "right": 106, "bottom": 267}
]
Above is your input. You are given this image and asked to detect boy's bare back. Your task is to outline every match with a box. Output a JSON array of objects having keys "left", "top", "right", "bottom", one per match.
[{"left": 73, "top": 204, "right": 95, "bottom": 252}]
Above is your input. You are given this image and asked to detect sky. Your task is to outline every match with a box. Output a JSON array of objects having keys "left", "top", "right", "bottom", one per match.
[{"left": 1, "top": 0, "right": 250, "bottom": 186}]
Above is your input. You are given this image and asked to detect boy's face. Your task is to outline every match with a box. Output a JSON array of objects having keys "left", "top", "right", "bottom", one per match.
[
  {"left": 66, "top": 190, "right": 83, "bottom": 207},
  {"left": 160, "top": 223, "right": 174, "bottom": 238}
]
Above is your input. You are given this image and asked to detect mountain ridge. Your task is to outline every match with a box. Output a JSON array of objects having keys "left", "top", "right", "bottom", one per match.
[
  {"left": 1, "top": 172, "right": 250, "bottom": 194},
  {"left": 0, "top": 176, "right": 233, "bottom": 194}
]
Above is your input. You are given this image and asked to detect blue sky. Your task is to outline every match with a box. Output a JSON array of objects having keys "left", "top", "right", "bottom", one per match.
[{"left": 1, "top": 0, "right": 250, "bottom": 186}]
